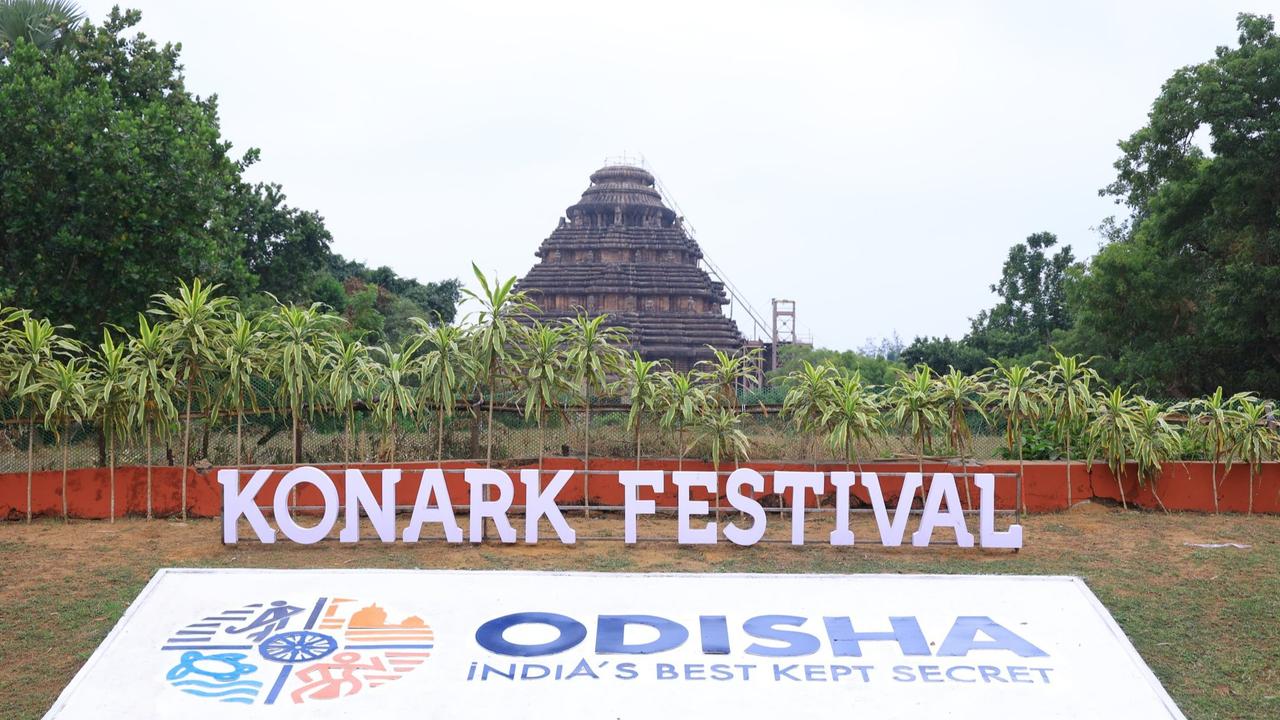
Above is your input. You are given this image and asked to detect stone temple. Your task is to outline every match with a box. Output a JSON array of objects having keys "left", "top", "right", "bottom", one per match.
[{"left": 516, "top": 164, "right": 744, "bottom": 370}]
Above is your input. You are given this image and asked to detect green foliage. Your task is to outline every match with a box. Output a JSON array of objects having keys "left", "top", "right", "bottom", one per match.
[
  {"left": 769, "top": 344, "right": 901, "bottom": 387},
  {"left": 1069, "top": 14, "right": 1280, "bottom": 397},
  {"left": 691, "top": 407, "right": 751, "bottom": 470},
  {"left": 0, "top": 8, "right": 458, "bottom": 343}
]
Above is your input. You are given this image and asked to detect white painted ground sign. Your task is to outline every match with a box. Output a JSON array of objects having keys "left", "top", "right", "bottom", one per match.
[{"left": 45, "top": 570, "right": 1184, "bottom": 719}]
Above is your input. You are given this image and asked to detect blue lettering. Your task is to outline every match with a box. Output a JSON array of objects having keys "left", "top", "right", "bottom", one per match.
[
  {"left": 596, "top": 615, "right": 688, "bottom": 654},
  {"left": 936, "top": 616, "right": 1048, "bottom": 658},
  {"left": 745, "top": 615, "right": 819, "bottom": 657},
  {"left": 700, "top": 615, "right": 730, "bottom": 654},
  {"left": 823, "top": 616, "right": 930, "bottom": 657},
  {"left": 475, "top": 612, "right": 587, "bottom": 657}
]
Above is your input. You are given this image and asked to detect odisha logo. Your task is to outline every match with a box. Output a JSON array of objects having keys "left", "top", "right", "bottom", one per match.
[{"left": 160, "top": 597, "right": 432, "bottom": 705}]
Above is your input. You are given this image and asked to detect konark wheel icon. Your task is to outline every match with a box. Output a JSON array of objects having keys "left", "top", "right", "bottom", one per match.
[{"left": 259, "top": 631, "right": 337, "bottom": 663}]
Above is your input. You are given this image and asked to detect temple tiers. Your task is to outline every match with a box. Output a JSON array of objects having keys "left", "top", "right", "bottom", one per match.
[{"left": 516, "top": 164, "right": 744, "bottom": 370}]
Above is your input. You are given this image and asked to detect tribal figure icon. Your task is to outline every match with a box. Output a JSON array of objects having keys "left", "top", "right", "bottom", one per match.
[{"left": 161, "top": 596, "right": 433, "bottom": 706}]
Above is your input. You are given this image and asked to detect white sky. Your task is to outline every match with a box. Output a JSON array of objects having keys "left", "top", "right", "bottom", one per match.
[{"left": 79, "top": 0, "right": 1269, "bottom": 349}]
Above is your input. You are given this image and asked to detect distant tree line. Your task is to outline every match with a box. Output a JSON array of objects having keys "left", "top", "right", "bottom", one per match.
[
  {"left": 0, "top": 5, "right": 459, "bottom": 346},
  {"left": 902, "top": 14, "right": 1280, "bottom": 400}
]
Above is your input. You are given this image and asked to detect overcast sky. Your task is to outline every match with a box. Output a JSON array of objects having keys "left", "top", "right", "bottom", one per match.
[{"left": 80, "top": 0, "right": 1268, "bottom": 350}]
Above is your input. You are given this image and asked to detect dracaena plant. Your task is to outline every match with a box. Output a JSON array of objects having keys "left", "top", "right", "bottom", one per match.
[
  {"left": 323, "top": 334, "right": 372, "bottom": 465},
  {"left": 517, "top": 322, "right": 571, "bottom": 477},
  {"left": 564, "top": 311, "right": 627, "bottom": 514},
  {"left": 620, "top": 352, "right": 666, "bottom": 470},
  {"left": 1046, "top": 350, "right": 1099, "bottom": 509},
  {"left": 1084, "top": 386, "right": 1141, "bottom": 509},
  {"left": 264, "top": 299, "right": 343, "bottom": 465},
  {"left": 38, "top": 357, "right": 93, "bottom": 522},
  {"left": 462, "top": 263, "right": 536, "bottom": 466},
  {"left": 219, "top": 313, "right": 269, "bottom": 467},
  {"left": 781, "top": 360, "right": 838, "bottom": 468},
  {"left": 1129, "top": 397, "right": 1182, "bottom": 513},
  {"left": 986, "top": 360, "right": 1047, "bottom": 517},
  {"left": 93, "top": 328, "right": 135, "bottom": 522},
  {"left": 657, "top": 370, "right": 708, "bottom": 471},
  {"left": 1189, "top": 387, "right": 1252, "bottom": 514},
  {"left": 413, "top": 320, "right": 474, "bottom": 466},
  {"left": 11, "top": 316, "right": 78, "bottom": 522},
  {"left": 1228, "top": 396, "right": 1280, "bottom": 515},
  {"left": 127, "top": 314, "right": 177, "bottom": 519},
  {"left": 821, "top": 369, "right": 883, "bottom": 472},
  {"left": 933, "top": 367, "right": 988, "bottom": 509},
  {"left": 691, "top": 406, "right": 751, "bottom": 522},
  {"left": 370, "top": 338, "right": 424, "bottom": 464}
]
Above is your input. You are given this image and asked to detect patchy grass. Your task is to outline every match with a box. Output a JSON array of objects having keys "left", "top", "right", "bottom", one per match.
[{"left": 1, "top": 505, "right": 1278, "bottom": 719}]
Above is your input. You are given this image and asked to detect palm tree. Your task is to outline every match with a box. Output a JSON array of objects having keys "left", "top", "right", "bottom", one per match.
[
  {"left": 1084, "top": 387, "right": 1140, "bottom": 509},
  {"left": 986, "top": 360, "right": 1046, "bottom": 518},
  {"left": 36, "top": 357, "right": 92, "bottom": 522},
  {"left": 461, "top": 264, "right": 535, "bottom": 466},
  {"left": 821, "top": 369, "right": 883, "bottom": 472},
  {"left": 126, "top": 314, "right": 177, "bottom": 519},
  {"left": 0, "top": 0, "right": 84, "bottom": 58},
  {"left": 563, "top": 311, "right": 627, "bottom": 516},
  {"left": 369, "top": 339, "right": 423, "bottom": 464},
  {"left": 1130, "top": 397, "right": 1182, "bottom": 513},
  {"left": 264, "top": 301, "right": 342, "bottom": 465},
  {"left": 10, "top": 317, "right": 76, "bottom": 522},
  {"left": 92, "top": 329, "right": 134, "bottom": 522},
  {"left": 934, "top": 368, "right": 988, "bottom": 509},
  {"left": 219, "top": 313, "right": 268, "bottom": 467},
  {"left": 781, "top": 361, "right": 838, "bottom": 468},
  {"left": 657, "top": 370, "right": 707, "bottom": 470},
  {"left": 1228, "top": 397, "right": 1279, "bottom": 515},
  {"left": 413, "top": 320, "right": 473, "bottom": 466},
  {"left": 323, "top": 334, "right": 371, "bottom": 465},
  {"left": 620, "top": 353, "right": 665, "bottom": 469},
  {"left": 695, "top": 346, "right": 762, "bottom": 410},
  {"left": 151, "top": 278, "right": 233, "bottom": 519},
  {"left": 1045, "top": 351, "right": 1098, "bottom": 509},
  {"left": 517, "top": 322, "right": 570, "bottom": 477},
  {"left": 1189, "top": 387, "right": 1250, "bottom": 514},
  {"left": 691, "top": 407, "right": 751, "bottom": 521},
  {"left": 886, "top": 364, "right": 945, "bottom": 484}
]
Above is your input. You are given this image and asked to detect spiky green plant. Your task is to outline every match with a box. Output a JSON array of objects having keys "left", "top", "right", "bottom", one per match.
[
  {"left": 695, "top": 345, "right": 762, "bottom": 410},
  {"left": 1084, "top": 387, "right": 1141, "bottom": 509},
  {"left": 657, "top": 370, "right": 708, "bottom": 471},
  {"left": 933, "top": 367, "right": 988, "bottom": 509},
  {"left": 369, "top": 339, "right": 423, "bottom": 464},
  {"left": 1229, "top": 396, "right": 1279, "bottom": 515},
  {"left": 324, "top": 334, "right": 372, "bottom": 465},
  {"left": 1130, "top": 397, "right": 1183, "bottom": 512},
  {"left": 821, "top": 369, "right": 883, "bottom": 471},
  {"left": 264, "top": 300, "right": 342, "bottom": 465},
  {"left": 10, "top": 316, "right": 77, "bottom": 522},
  {"left": 413, "top": 320, "right": 473, "bottom": 466},
  {"left": 986, "top": 360, "right": 1047, "bottom": 516},
  {"left": 1189, "top": 387, "right": 1251, "bottom": 514},
  {"left": 886, "top": 364, "right": 945, "bottom": 471},
  {"left": 518, "top": 322, "right": 571, "bottom": 476},
  {"left": 127, "top": 314, "right": 177, "bottom": 519},
  {"left": 219, "top": 313, "right": 268, "bottom": 467},
  {"left": 151, "top": 278, "right": 233, "bottom": 519},
  {"left": 563, "top": 311, "right": 627, "bottom": 514},
  {"left": 36, "top": 357, "right": 92, "bottom": 522},
  {"left": 1046, "top": 350, "right": 1098, "bottom": 509},
  {"left": 0, "top": 0, "right": 84, "bottom": 57},
  {"left": 691, "top": 406, "right": 751, "bottom": 521},
  {"left": 620, "top": 353, "right": 666, "bottom": 469},
  {"left": 462, "top": 263, "right": 536, "bottom": 466},
  {"left": 92, "top": 328, "right": 134, "bottom": 522},
  {"left": 781, "top": 360, "right": 838, "bottom": 468}
]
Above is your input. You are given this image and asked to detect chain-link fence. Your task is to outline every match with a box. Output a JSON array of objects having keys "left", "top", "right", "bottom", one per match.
[{"left": 0, "top": 401, "right": 1013, "bottom": 474}]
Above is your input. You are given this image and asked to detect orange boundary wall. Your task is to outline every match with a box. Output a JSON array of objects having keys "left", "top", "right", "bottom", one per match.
[{"left": 3, "top": 459, "right": 1279, "bottom": 520}]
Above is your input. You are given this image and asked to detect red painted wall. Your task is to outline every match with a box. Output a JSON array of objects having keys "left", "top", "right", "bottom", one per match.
[{"left": 3, "top": 459, "right": 1278, "bottom": 520}]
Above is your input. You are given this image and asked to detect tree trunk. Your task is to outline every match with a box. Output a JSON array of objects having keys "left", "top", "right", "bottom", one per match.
[
  {"left": 1016, "top": 428, "right": 1025, "bottom": 522},
  {"left": 1117, "top": 464, "right": 1128, "bottom": 510},
  {"left": 181, "top": 377, "right": 192, "bottom": 521},
  {"left": 145, "top": 425, "right": 153, "bottom": 520},
  {"left": 1065, "top": 432, "right": 1073, "bottom": 510},
  {"left": 583, "top": 390, "right": 591, "bottom": 520},
  {"left": 437, "top": 406, "right": 446, "bottom": 468},
  {"left": 61, "top": 422, "right": 69, "bottom": 523},
  {"left": 635, "top": 423, "right": 641, "bottom": 470},
  {"left": 678, "top": 427, "right": 685, "bottom": 471},
  {"left": 108, "top": 430, "right": 116, "bottom": 523},
  {"left": 236, "top": 410, "right": 244, "bottom": 468},
  {"left": 485, "top": 358, "right": 496, "bottom": 465},
  {"left": 1248, "top": 468, "right": 1255, "bottom": 516},
  {"left": 961, "top": 456, "right": 972, "bottom": 511},
  {"left": 1208, "top": 456, "right": 1218, "bottom": 512},
  {"left": 292, "top": 407, "right": 302, "bottom": 464},
  {"left": 344, "top": 405, "right": 352, "bottom": 466},
  {"left": 25, "top": 412, "right": 34, "bottom": 524}
]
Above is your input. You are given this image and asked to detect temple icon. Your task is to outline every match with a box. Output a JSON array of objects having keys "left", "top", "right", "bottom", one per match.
[{"left": 516, "top": 164, "right": 745, "bottom": 370}]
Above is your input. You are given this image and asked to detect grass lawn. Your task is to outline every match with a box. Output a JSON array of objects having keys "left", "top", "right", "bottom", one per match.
[{"left": 1, "top": 504, "right": 1277, "bottom": 719}]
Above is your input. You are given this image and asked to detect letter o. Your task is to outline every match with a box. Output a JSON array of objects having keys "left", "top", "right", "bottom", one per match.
[
  {"left": 274, "top": 466, "right": 339, "bottom": 544},
  {"left": 475, "top": 612, "right": 588, "bottom": 657}
]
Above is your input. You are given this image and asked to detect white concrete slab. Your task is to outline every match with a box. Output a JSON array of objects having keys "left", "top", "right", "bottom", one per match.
[{"left": 45, "top": 569, "right": 1184, "bottom": 719}]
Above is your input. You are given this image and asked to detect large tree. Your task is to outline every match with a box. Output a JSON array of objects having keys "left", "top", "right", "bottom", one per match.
[
  {"left": 0, "top": 9, "right": 251, "bottom": 336},
  {"left": 1069, "top": 13, "right": 1280, "bottom": 397}
]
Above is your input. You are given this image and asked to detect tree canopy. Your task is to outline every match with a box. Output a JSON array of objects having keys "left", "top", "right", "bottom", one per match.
[{"left": 0, "top": 7, "right": 457, "bottom": 344}]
